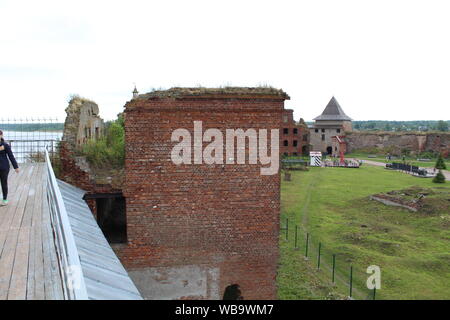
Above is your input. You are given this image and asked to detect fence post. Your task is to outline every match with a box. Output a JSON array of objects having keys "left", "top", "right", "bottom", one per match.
[
  {"left": 349, "top": 266, "right": 353, "bottom": 298},
  {"left": 373, "top": 287, "right": 376, "bottom": 300},
  {"left": 317, "top": 242, "right": 321, "bottom": 269},
  {"left": 285, "top": 218, "right": 289, "bottom": 240},
  {"left": 332, "top": 254, "right": 336, "bottom": 283},
  {"left": 294, "top": 225, "right": 298, "bottom": 249},
  {"left": 305, "top": 233, "right": 309, "bottom": 258}
]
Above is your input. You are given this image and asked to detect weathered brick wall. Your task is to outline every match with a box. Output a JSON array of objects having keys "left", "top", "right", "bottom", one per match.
[
  {"left": 59, "top": 96, "right": 122, "bottom": 215},
  {"left": 346, "top": 131, "right": 450, "bottom": 156},
  {"left": 59, "top": 142, "right": 92, "bottom": 190},
  {"left": 59, "top": 141, "right": 122, "bottom": 215},
  {"left": 119, "top": 93, "right": 286, "bottom": 299},
  {"left": 280, "top": 109, "right": 310, "bottom": 156}
]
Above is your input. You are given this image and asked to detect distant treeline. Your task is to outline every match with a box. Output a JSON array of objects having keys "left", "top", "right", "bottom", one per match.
[
  {"left": 0, "top": 123, "right": 64, "bottom": 132},
  {"left": 307, "top": 120, "right": 449, "bottom": 132}
]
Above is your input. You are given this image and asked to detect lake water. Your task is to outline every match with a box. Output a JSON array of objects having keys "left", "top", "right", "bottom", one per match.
[{"left": 1, "top": 131, "right": 63, "bottom": 163}]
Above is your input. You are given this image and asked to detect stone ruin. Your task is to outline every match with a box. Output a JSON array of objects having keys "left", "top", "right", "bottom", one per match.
[
  {"left": 59, "top": 97, "right": 124, "bottom": 228},
  {"left": 62, "top": 96, "right": 104, "bottom": 149},
  {"left": 345, "top": 131, "right": 450, "bottom": 157},
  {"left": 370, "top": 186, "right": 450, "bottom": 214}
]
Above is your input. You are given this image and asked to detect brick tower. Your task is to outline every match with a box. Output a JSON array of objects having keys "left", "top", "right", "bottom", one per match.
[{"left": 118, "top": 87, "right": 289, "bottom": 299}]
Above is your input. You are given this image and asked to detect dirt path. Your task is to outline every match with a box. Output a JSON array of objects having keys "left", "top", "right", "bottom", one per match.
[
  {"left": 441, "top": 170, "right": 450, "bottom": 180},
  {"left": 301, "top": 169, "right": 323, "bottom": 226},
  {"left": 359, "top": 159, "right": 385, "bottom": 167}
]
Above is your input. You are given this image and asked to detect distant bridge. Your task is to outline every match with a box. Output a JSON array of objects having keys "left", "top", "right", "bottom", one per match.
[{"left": 0, "top": 150, "right": 142, "bottom": 300}]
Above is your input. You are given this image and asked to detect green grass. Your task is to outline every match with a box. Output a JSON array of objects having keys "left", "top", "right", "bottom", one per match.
[
  {"left": 347, "top": 152, "right": 449, "bottom": 168},
  {"left": 278, "top": 165, "right": 450, "bottom": 300}
]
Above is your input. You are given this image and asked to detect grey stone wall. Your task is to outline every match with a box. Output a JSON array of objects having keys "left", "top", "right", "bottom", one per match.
[
  {"left": 346, "top": 131, "right": 450, "bottom": 156},
  {"left": 62, "top": 96, "right": 104, "bottom": 149}
]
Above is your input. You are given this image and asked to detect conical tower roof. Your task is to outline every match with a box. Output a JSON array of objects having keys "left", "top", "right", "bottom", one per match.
[{"left": 313, "top": 97, "right": 352, "bottom": 121}]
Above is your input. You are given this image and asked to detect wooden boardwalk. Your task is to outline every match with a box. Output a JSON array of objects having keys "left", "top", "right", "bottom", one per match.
[{"left": 0, "top": 163, "right": 64, "bottom": 300}]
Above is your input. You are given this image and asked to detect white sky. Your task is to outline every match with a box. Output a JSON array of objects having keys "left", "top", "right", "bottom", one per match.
[{"left": 1, "top": 0, "right": 449, "bottom": 122}]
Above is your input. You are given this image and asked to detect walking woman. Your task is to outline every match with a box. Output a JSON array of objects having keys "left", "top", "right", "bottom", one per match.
[{"left": 0, "top": 130, "right": 19, "bottom": 206}]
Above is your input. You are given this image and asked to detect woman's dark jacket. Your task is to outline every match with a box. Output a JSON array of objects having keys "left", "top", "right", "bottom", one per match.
[{"left": 0, "top": 140, "right": 19, "bottom": 171}]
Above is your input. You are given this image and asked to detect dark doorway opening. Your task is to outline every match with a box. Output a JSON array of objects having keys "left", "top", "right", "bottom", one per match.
[
  {"left": 84, "top": 193, "right": 127, "bottom": 244},
  {"left": 97, "top": 196, "right": 127, "bottom": 243},
  {"left": 223, "top": 284, "right": 243, "bottom": 300},
  {"left": 326, "top": 146, "right": 332, "bottom": 154}
]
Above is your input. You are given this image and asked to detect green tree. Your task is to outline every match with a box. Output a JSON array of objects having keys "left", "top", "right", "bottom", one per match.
[
  {"left": 433, "top": 170, "right": 446, "bottom": 183},
  {"left": 81, "top": 116, "right": 125, "bottom": 167},
  {"left": 384, "top": 123, "right": 392, "bottom": 131},
  {"left": 436, "top": 120, "right": 449, "bottom": 132},
  {"left": 435, "top": 153, "right": 447, "bottom": 170}
]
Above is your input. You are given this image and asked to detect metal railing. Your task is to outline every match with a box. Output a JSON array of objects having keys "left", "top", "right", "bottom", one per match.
[
  {"left": 45, "top": 148, "right": 88, "bottom": 300},
  {"left": 0, "top": 117, "right": 62, "bottom": 163}
]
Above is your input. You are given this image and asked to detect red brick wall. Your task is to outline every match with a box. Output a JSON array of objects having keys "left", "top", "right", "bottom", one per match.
[
  {"left": 59, "top": 142, "right": 92, "bottom": 190},
  {"left": 120, "top": 96, "right": 285, "bottom": 299},
  {"left": 59, "top": 141, "right": 121, "bottom": 216},
  {"left": 280, "top": 109, "right": 309, "bottom": 156}
]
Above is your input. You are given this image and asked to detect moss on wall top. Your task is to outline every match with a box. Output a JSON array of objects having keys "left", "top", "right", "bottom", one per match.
[{"left": 136, "top": 86, "right": 290, "bottom": 100}]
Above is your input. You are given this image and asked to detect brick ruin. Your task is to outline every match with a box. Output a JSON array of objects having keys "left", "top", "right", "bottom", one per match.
[
  {"left": 115, "top": 87, "right": 288, "bottom": 299},
  {"left": 58, "top": 91, "right": 449, "bottom": 300},
  {"left": 60, "top": 96, "right": 105, "bottom": 190},
  {"left": 59, "top": 97, "right": 126, "bottom": 242},
  {"left": 345, "top": 131, "right": 450, "bottom": 157},
  {"left": 280, "top": 109, "right": 310, "bottom": 156}
]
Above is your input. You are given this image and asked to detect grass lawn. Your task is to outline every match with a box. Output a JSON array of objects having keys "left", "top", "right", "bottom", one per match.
[
  {"left": 278, "top": 165, "right": 450, "bottom": 300},
  {"left": 346, "top": 152, "right": 449, "bottom": 169}
]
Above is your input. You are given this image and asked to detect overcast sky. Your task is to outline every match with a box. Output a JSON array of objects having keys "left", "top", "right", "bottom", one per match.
[{"left": 1, "top": 0, "right": 449, "bottom": 122}]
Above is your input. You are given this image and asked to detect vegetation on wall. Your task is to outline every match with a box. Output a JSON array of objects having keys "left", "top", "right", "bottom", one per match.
[{"left": 80, "top": 114, "right": 125, "bottom": 168}]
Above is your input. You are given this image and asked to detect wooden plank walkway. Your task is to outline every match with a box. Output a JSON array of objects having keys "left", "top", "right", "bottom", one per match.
[{"left": 0, "top": 163, "right": 64, "bottom": 300}]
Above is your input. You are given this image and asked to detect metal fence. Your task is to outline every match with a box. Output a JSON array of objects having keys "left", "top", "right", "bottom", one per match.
[
  {"left": 281, "top": 216, "right": 377, "bottom": 300},
  {"left": 386, "top": 162, "right": 427, "bottom": 176},
  {"left": 0, "top": 117, "right": 63, "bottom": 163}
]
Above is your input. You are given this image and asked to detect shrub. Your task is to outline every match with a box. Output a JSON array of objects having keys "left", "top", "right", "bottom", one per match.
[
  {"left": 81, "top": 116, "right": 124, "bottom": 168},
  {"left": 435, "top": 153, "right": 447, "bottom": 170},
  {"left": 432, "top": 170, "right": 446, "bottom": 183},
  {"left": 418, "top": 151, "right": 437, "bottom": 159},
  {"left": 352, "top": 147, "right": 380, "bottom": 154},
  {"left": 401, "top": 148, "right": 411, "bottom": 156}
]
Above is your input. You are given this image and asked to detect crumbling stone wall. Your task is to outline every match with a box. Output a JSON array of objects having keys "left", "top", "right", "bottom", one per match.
[
  {"left": 59, "top": 97, "right": 120, "bottom": 214},
  {"left": 119, "top": 87, "right": 287, "bottom": 300},
  {"left": 63, "top": 96, "right": 104, "bottom": 148},
  {"left": 346, "top": 131, "right": 450, "bottom": 156}
]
